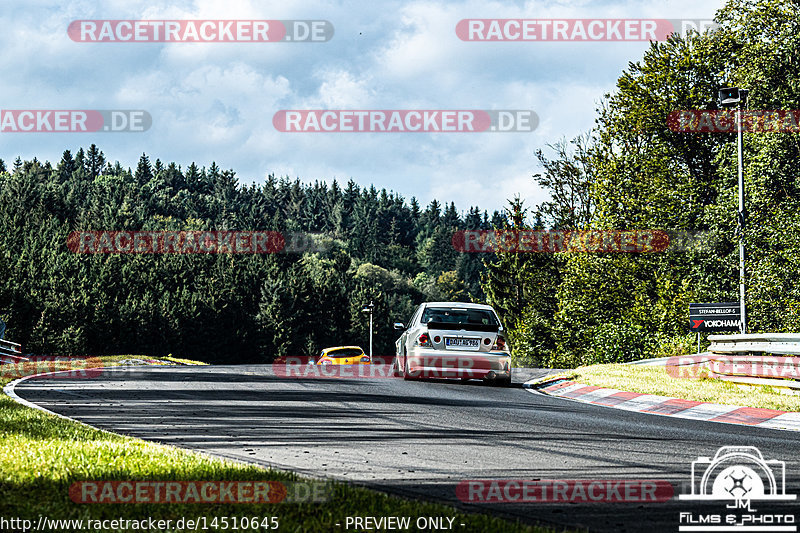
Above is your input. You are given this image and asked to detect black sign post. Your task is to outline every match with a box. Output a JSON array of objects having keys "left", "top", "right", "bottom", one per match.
[{"left": 688, "top": 302, "right": 742, "bottom": 353}]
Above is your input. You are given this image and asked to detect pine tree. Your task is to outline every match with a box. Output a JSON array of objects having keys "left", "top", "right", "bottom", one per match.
[
  {"left": 409, "top": 197, "right": 420, "bottom": 221},
  {"left": 86, "top": 144, "right": 106, "bottom": 179},
  {"left": 57, "top": 150, "right": 75, "bottom": 181},
  {"left": 135, "top": 153, "right": 153, "bottom": 184},
  {"left": 483, "top": 197, "right": 530, "bottom": 325},
  {"left": 443, "top": 201, "right": 460, "bottom": 227}
]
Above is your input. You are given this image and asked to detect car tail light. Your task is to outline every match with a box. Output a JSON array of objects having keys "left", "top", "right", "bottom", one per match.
[
  {"left": 492, "top": 336, "right": 508, "bottom": 352},
  {"left": 483, "top": 338, "right": 491, "bottom": 345},
  {"left": 418, "top": 333, "right": 432, "bottom": 347},
  {"left": 433, "top": 336, "right": 441, "bottom": 343}
]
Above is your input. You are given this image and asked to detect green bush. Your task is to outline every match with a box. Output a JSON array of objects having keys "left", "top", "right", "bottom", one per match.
[
  {"left": 583, "top": 323, "right": 653, "bottom": 365},
  {"left": 507, "top": 311, "right": 554, "bottom": 368},
  {"left": 652, "top": 332, "right": 697, "bottom": 358}
]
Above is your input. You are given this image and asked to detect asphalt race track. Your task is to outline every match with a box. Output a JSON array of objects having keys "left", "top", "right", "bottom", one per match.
[{"left": 12, "top": 365, "right": 800, "bottom": 532}]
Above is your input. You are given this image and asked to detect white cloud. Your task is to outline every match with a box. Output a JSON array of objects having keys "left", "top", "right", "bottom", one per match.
[
  {"left": 0, "top": 0, "right": 725, "bottom": 211},
  {"left": 312, "top": 70, "right": 375, "bottom": 108}
]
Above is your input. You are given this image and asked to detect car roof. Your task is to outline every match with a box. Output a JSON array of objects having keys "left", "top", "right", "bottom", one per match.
[
  {"left": 322, "top": 346, "right": 364, "bottom": 352},
  {"left": 421, "top": 302, "right": 495, "bottom": 310}
]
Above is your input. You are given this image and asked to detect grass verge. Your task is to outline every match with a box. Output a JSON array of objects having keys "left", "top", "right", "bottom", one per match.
[
  {"left": 0, "top": 356, "right": 565, "bottom": 533},
  {"left": 553, "top": 364, "right": 800, "bottom": 412}
]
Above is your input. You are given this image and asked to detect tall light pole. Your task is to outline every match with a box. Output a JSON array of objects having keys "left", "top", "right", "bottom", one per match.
[
  {"left": 361, "top": 301, "right": 374, "bottom": 360},
  {"left": 719, "top": 87, "right": 748, "bottom": 334}
]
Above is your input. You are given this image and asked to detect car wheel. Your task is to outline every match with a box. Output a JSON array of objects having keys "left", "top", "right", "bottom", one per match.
[
  {"left": 402, "top": 354, "right": 414, "bottom": 380},
  {"left": 494, "top": 376, "right": 512, "bottom": 387}
]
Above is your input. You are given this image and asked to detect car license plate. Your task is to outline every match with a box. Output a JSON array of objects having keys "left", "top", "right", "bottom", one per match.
[{"left": 445, "top": 337, "right": 480, "bottom": 349}]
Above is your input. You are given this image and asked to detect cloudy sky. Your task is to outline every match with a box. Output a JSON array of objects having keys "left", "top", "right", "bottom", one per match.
[{"left": 0, "top": 0, "right": 723, "bottom": 213}]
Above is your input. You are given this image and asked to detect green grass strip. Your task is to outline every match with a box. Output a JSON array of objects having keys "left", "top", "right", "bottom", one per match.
[{"left": 562, "top": 364, "right": 800, "bottom": 412}]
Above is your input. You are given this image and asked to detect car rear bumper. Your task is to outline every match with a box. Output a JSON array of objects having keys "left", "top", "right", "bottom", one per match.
[{"left": 405, "top": 349, "right": 511, "bottom": 379}]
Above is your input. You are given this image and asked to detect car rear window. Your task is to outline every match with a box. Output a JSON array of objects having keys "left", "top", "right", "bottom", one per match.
[
  {"left": 421, "top": 308, "right": 499, "bottom": 327},
  {"left": 325, "top": 348, "right": 363, "bottom": 358}
]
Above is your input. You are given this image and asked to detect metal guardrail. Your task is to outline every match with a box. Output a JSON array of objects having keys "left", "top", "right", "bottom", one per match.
[
  {"left": 629, "top": 334, "right": 800, "bottom": 394},
  {"left": 0, "top": 338, "right": 26, "bottom": 364},
  {"left": 683, "top": 334, "right": 800, "bottom": 394},
  {"left": 708, "top": 333, "right": 800, "bottom": 356}
]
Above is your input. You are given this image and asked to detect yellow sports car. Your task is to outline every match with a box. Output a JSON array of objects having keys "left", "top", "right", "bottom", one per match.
[{"left": 316, "top": 346, "right": 370, "bottom": 365}]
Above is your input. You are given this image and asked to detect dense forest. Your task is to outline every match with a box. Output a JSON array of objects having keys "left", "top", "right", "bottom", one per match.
[
  {"left": 0, "top": 148, "right": 501, "bottom": 361},
  {"left": 2, "top": 0, "right": 798, "bottom": 368}
]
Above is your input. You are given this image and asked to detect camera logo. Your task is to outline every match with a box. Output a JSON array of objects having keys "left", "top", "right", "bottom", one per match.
[{"left": 680, "top": 446, "right": 795, "bottom": 502}]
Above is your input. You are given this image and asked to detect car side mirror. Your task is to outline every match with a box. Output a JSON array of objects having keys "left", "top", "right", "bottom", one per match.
[{"left": 393, "top": 322, "right": 405, "bottom": 330}]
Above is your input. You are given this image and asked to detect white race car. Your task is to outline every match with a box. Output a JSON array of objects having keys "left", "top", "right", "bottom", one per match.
[{"left": 393, "top": 302, "right": 511, "bottom": 386}]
